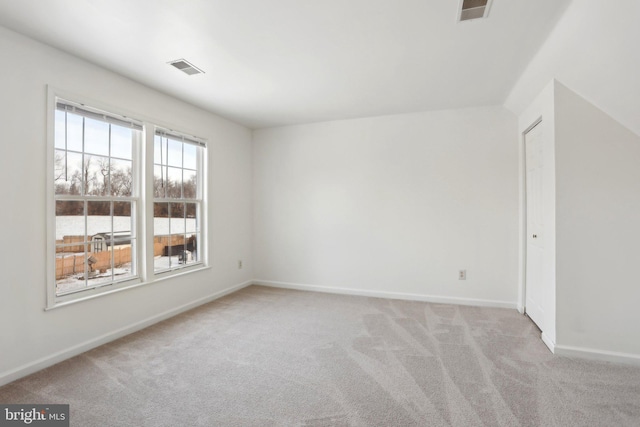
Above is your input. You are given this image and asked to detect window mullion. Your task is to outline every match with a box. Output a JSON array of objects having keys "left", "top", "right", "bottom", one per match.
[
  {"left": 143, "top": 124, "right": 155, "bottom": 282},
  {"left": 84, "top": 199, "right": 88, "bottom": 289}
]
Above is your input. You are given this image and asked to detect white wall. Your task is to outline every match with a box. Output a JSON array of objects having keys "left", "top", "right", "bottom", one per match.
[
  {"left": 506, "top": 0, "right": 640, "bottom": 361},
  {"left": 554, "top": 83, "right": 640, "bottom": 358},
  {"left": 517, "top": 81, "right": 557, "bottom": 347},
  {"left": 253, "top": 107, "right": 519, "bottom": 306},
  {"left": 505, "top": 0, "right": 640, "bottom": 137},
  {"left": 0, "top": 26, "right": 253, "bottom": 384}
]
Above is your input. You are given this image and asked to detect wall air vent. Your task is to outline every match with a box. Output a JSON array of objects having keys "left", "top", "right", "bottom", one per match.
[
  {"left": 458, "top": 0, "right": 492, "bottom": 22},
  {"left": 168, "top": 59, "right": 205, "bottom": 75}
]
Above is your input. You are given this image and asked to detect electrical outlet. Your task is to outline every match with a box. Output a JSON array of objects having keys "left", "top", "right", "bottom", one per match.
[
  {"left": 238, "top": 260, "right": 243, "bottom": 269},
  {"left": 459, "top": 269, "right": 466, "bottom": 280}
]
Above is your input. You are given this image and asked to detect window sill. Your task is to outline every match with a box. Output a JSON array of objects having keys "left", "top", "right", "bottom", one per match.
[{"left": 45, "top": 264, "right": 211, "bottom": 311}]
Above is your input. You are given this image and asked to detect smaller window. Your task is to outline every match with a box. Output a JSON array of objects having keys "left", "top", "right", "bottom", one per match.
[{"left": 153, "top": 129, "right": 205, "bottom": 273}]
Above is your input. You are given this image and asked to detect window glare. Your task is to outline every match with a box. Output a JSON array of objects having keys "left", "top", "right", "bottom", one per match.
[
  {"left": 84, "top": 118, "right": 109, "bottom": 156},
  {"left": 154, "top": 136, "right": 163, "bottom": 164},
  {"left": 167, "top": 138, "right": 183, "bottom": 168},
  {"left": 54, "top": 110, "right": 66, "bottom": 149},
  {"left": 66, "top": 113, "right": 84, "bottom": 152},
  {"left": 184, "top": 144, "right": 197, "bottom": 169},
  {"left": 111, "top": 126, "right": 132, "bottom": 160}
]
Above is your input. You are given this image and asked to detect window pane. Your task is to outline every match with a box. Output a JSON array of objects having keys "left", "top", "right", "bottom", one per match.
[
  {"left": 56, "top": 200, "right": 85, "bottom": 242},
  {"left": 87, "top": 200, "right": 111, "bottom": 246},
  {"left": 114, "top": 237, "right": 135, "bottom": 281},
  {"left": 169, "top": 202, "right": 185, "bottom": 234},
  {"left": 183, "top": 144, "right": 197, "bottom": 169},
  {"left": 84, "top": 118, "right": 109, "bottom": 156},
  {"left": 168, "top": 234, "right": 184, "bottom": 269},
  {"left": 54, "top": 110, "right": 66, "bottom": 149},
  {"left": 185, "top": 203, "right": 197, "bottom": 233},
  {"left": 88, "top": 249, "right": 114, "bottom": 287},
  {"left": 154, "top": 202, "right": 169, "bottom": 228},
  {"left": 113, "top": 202, "right": 134, "bottom": 281},
  {"left": 56, "top": 246, "right": 88, "bottom": 295},
  {"left": 154, "top": 165, "right": 165, "bottom": 198},
  {"left": 183, "top": 169, "right": 197, "bottom": 199},
  {"left": 153, "top": 203, "right": 170, "bottom": 271},
  {"left": 84, "top": 155, "right": 110, "bottom": 196},
  {"left": 184, "top": 233, "right": 198, "bottom": 265},
  {"left": 111, "top": 158, "right": 132, "bottom": 196},
  {"left": 113, "top": 201, "right": 133, "bottom": 244},
  {"left": 111, "top": 125, "right": 132, "bottom": 160},
  {"left": 154, "top": 135, "right": 165, "bottom": 165},
  {"left": 113, "top": 202, "right": 132, "bottom": 233},
  {"left": 167, "top": 167, "right": 182, "bottom": 198},
  {"left": 167, "top": 138, "right": 183, "bottom": 168},
  {"left": 55, "top": 151, "right": 83, "bottom": 195},
  {"left": 66, "top": 113, "right": 83, "bottom": 152},
  {"left": 54, "top": 149, "right": 66, "bottom": 184},
  {"left": 153, "top": 235, "right": 171, "bottom": 272}
]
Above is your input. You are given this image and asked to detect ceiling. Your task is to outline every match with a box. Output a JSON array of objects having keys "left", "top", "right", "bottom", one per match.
[{"left": 0, "top": 0, "right": 572, "bottom": 129}]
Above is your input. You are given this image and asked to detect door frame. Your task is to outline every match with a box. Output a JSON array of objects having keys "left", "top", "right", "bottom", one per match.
[
  {"left": 519, "top": 116, "right": 555, "bottom": 353},
  {"left": 518, "top": 117, "right": 542, "bottom": 315}
]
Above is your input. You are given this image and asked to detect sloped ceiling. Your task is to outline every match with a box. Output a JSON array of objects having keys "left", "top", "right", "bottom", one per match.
[{"left": 0, "top": 0, "right": 572, "bottom": 128}]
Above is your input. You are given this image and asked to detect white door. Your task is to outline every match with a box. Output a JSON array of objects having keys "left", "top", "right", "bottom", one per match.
[{"left": 525, "top": 122, "right": 545, "bottom": 330}]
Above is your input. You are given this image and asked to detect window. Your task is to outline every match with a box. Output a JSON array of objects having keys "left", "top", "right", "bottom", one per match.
[
  {"left": 49, "top": 95, "right": 207, "bottom": 306},
  {"left": 153, "top": 130, "right": 204, "bottom": 273},
  {"left": 54, "top": 101, "right": 141, "bottom": 296}
]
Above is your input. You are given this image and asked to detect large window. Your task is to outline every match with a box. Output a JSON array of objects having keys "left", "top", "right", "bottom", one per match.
[
  {"left": 54, "top": 101, "right": 140, "bottom": 296},
  {"left": 50, "top": 96, "right": 206, "bottom": 305},
  {"left": 153, "top": 130, "right": 204, "bottom": 273}
]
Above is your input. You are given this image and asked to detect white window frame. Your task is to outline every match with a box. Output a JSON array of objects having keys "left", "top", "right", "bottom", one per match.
[
  {"left": 151, "top": 127, "right": 207, "bottom": 276},
  {"left": 46, "top": 87, "right": 208, "bottom": 310}
]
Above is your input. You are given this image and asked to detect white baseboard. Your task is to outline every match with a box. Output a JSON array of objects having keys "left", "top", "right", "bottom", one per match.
[
  {"left": 555, "top": 344, "right": 640, "bottom": 366},
  {"left": 541, "top": 332, "right": 555, "bottom": 353},
  {"left": 253, "top": 280, "right": 517, "bottom": 309},
  {"left": 0, "top": 280, "right": 253, "bottom": 387}
]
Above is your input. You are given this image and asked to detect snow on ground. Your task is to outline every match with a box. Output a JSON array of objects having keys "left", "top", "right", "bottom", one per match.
[
  {"left": 56, "top": 265, "right": 134, "bottom": 294},
  {"left": 55, "top": 216, "right": 197, "bottom": 240},
  {"left": 56, "top": 253, "right": 199, "bottom": 295}
]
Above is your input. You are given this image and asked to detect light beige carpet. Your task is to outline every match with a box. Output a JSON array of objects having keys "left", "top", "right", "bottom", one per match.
[{"left": 1, "top": 285, "right": 639, "bottom": 426}]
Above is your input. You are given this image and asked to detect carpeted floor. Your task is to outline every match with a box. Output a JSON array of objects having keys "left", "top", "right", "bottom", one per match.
[{"left": 1, "top": 285, "right": 639, "bottom": 426}]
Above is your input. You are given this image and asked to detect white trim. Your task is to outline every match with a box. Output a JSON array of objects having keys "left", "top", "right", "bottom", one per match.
[
  {"left": 46, "top": 86, "right": 57, "bottom": 309},
  {"left": 518, "top": 116, "right": 543, "bottom": 316},
  {"left": 541, "top": 331, "right": 555, "bottom": 353},
  {"left": 1, "top": 280, "right": 253, "bottom": 387},
  {"left": 47, "top": 86, "right": 146, "bottom": 308},
  {"left": 253, "top": 280, "right": 517, "bottom": 309},
  {"left": 555, "top": 345, "right": 640, "bottom": 366},
  {"left": 46, "top": 85, "right": 210, "bottom": 308},
  {"left": 46, "top": 265, "right": 210, "bottom": 311},
  {"left": 46, "top": 85, "right": 205, "bottom": 141}
]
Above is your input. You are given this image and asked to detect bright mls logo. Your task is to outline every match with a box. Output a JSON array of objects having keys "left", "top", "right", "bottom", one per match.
[{"left": 0, "top": 405, "right": 69, "bottom": 426}]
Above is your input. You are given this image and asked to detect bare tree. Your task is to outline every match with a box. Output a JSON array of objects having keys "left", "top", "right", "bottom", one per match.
[
  {"left": 111, "top": 167, "right": 132, "bottom": 197},
  {"left": 98, "top": 157, "right": 111, "bottom": 195},
  {"left": 54, "top": 151, "right": 66, "bottom": 182}
]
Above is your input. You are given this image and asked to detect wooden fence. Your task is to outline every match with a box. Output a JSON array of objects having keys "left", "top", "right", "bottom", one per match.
[
  {"left": 55, "top": 235, "right": 193, "bottom": 279},
  {"left": 55, "top": 246, "right": 131, "bottom": 279}
]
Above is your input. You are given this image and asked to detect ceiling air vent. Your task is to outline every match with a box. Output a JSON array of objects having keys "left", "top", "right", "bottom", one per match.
[
  {"left": 458, "top": 0, "right": 492, "bottom": 22},
  {"left": 168, "top": 59, "right": 205, "bottom": 75}
]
